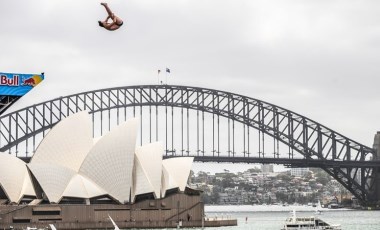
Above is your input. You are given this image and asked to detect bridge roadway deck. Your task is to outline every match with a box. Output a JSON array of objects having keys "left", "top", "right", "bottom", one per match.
[
  {"left": 164, "top": 156, "right": 380, "bottom": 168},
  {"left": 19, "top": 156, "right": 380, "bottom": 168}
]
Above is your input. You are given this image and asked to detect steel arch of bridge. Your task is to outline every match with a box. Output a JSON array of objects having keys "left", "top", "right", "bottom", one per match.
[{"left": 0, "top": 85, "right": 378, "bottom": 205}]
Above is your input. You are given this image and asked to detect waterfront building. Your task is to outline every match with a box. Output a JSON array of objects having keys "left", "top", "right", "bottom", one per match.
[
  {"left": 261, "top": 164, "right": 274, "bottom": 174},
  {"left": 291, "top": 167, "right": 310, "bottom": 177},
  {"left": 0, "top": 111, "right": 236, "bottom": 229}
]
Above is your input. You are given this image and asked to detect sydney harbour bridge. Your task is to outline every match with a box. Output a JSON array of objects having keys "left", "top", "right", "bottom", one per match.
[{"left": 0, "top": 85, "right": 379, "bottom": 206}]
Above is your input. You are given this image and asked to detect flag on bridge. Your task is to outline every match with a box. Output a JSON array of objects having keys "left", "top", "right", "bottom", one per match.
[{"left": 157, "top": 70, "right": 161, "bottom": 84}]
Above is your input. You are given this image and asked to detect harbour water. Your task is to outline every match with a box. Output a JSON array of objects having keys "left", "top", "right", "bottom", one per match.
[{"left": 194, "top": 205, "right": 379, "bottom": 230}]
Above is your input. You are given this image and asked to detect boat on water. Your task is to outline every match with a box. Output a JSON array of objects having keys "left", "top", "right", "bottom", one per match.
[
  {"left": 315, "top": 200, "right": 323, "bottom": 215},
  {"left": 328, "top": 203, "right": 339, "bottom": 209},
  {"left": 281, "top": 210, "right": 341, "bottom": 230}
]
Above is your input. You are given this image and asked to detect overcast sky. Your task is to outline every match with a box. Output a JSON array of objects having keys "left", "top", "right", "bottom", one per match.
[{"left": 1, "top": 0, "right": 380, "bottom": 172}]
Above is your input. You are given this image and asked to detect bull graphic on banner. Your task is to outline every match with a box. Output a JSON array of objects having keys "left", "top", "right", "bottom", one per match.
[{"left": 23, "top": 77, "right": 36, "bottom": 86}]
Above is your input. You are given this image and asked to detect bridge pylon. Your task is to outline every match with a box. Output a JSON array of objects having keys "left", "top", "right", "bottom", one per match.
[{"left": 371, "top": 132, "right": 380, "bottom": 206}]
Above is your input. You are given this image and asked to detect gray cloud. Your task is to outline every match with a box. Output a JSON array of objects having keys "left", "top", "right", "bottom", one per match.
[{"left": 0, "top": 0, "right": 379, "bottom": 148}]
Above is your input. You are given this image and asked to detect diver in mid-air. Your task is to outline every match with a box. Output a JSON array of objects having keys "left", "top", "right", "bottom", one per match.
[{"left": 98, "top": 3, "right": 124, "bottom": 31}]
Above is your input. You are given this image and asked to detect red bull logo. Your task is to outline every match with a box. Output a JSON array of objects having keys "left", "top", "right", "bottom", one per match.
[
  {"left": 23, "top": 77, "right": 36, "bottom": 86},
  {"left": 0, "top": 75, "right": 19, "bottom": 86}
]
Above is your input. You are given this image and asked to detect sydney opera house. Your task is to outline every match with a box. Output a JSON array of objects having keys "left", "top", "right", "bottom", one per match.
[{"left": 0, "top": 112, "right": 235, "bottom": 229}]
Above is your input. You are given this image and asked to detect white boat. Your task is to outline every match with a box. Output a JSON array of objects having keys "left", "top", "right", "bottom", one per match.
[
  {"left": 282, "top": 210, "right": 341, "bottom": 230},
  {"left": 315, "top": 200, "right": 323, "bottom": 215},
  {"left": 108, "top": 214, "right": 120, "bottom": 230}
]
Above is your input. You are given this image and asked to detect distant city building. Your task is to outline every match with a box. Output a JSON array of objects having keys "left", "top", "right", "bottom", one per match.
[
  {"left": 261, "top": 164, "right": 274, "bottom": 174},
  {"left": 291, "top": 167, "right": 309, "bottom": 177}
]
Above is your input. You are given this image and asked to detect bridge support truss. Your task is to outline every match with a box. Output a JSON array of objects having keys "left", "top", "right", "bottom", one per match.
[{"left": 0, "top": 85, "right": 379, "bottom": 206}]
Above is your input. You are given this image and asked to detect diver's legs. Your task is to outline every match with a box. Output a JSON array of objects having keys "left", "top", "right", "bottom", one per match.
[{"left": 101, "top": 3, "right": 114, "bottom": 18}]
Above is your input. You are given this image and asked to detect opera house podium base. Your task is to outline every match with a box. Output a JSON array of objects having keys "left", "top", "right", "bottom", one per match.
[{"left": 0, "top": 192, "right": 237, "bottom": 229}]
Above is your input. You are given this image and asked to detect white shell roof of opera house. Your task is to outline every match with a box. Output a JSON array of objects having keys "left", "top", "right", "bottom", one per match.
[{"left": 0, "top": 111, "right": 193, "bottom": 204}]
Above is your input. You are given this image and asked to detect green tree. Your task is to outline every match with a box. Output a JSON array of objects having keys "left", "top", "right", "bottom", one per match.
[
  {"left": 211, "top": 187, "right": 220, "bottom": 204},
  {"left": 276, "top": 173, "right": 292, "bottom": 182}
]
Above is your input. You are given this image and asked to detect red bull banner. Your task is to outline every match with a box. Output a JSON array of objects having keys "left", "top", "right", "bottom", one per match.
[{"left": 0, "top": 72, "right": 44, "bottom": 96}]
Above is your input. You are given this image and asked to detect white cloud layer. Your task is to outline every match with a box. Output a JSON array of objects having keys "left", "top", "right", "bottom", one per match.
[{"left": 1, "top": 0, "right": 379, "bottom": 152}]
